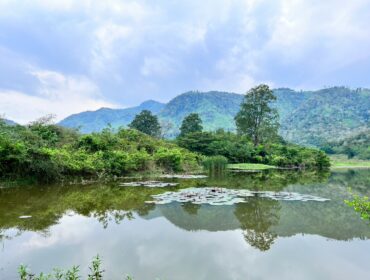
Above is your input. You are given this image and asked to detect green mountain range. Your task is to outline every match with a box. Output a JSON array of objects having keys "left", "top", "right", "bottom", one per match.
[
  {"left": 59, "top": 100, "right": 165, "bottom": 133},
  {"left": 58, "top": 87, "right": 370, "bottom": 146},
  {"left": 280, "top": 87, "right": 370, "bottom": 146}
]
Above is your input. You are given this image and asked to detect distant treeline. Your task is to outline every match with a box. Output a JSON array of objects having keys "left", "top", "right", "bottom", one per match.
[{"left": 321, "top": 129, "right": 370, "bottom": 159}]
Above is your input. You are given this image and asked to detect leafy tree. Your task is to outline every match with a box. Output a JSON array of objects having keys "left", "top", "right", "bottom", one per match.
[
  {"left": 235, "top": 84, "right": 279, "bottom": 146},
  {"left": 128, "top": 110, "right": 161, "bottom": 138},
  {"left": 179, "top": 113, "right": 203, "bottom": 137}
]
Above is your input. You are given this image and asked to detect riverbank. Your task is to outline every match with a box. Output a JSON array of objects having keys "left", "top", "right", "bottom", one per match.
[
  {"left": 228, "top": 163, "right": 276, "bottom": 170},
  {"left": 330, "top": 155, "right": 370, "bottom": 169}
]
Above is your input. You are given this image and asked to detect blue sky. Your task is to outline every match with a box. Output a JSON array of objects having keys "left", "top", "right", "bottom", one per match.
[{"left": 1, "top": 0, "right": 370, "bottom": 123}]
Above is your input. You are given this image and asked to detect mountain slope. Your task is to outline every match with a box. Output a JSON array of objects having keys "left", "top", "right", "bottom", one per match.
[
  {"left": 325, "top": 129, "right": 370, "bottom": 159},
  {"left": 59, "top": 100, "right": 165, "bottom": 133},
  {"left": 159, "top": 91, "right": 243, "bottom": 135},
  {"left": 280, "top": 87, "right": 370, "bottom": 146}
]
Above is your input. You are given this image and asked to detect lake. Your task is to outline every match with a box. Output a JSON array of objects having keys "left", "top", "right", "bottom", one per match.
[{"left": 1, "top": 169, "right": 369, "bottom": 279}]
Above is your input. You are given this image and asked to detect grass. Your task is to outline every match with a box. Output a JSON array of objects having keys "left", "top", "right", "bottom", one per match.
[
  {"left": 227, "top": 163, "right": 276, "bottom": 170},
  {"left": 330, "top": 155, "right": 370, "bottom": 169}
]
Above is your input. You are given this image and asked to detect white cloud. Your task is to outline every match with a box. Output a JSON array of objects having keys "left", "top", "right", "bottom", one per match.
[
  {"left": 0, "top": 70, "right": 116, "bottom": 124},
  {"left": 1, "top": 0, "right": 370, "bottom": 113},
  {"left": 141, "top": 55, "right": 176, "bottom": 77}
]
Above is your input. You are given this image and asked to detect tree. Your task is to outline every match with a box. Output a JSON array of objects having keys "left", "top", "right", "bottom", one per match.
[
  {"left": 179, "top": 113, "right": 203, "bottom": 137},
  {"left": 128, "top": 110, "right": 161, "bottom": 137},
  {"left": 235, "top": 84, "right": 279, "bottom": 146}
]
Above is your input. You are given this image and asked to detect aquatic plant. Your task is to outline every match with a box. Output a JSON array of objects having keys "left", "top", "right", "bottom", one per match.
[
  {"left": 202, "top": 156, "right": 228, "bottom": 173},
  {"left": 146, "top": 187, "right": 330, "bottom": 206},
  {"left": 17, "top": 256, "right": 161, "bottom": 280},
  {"left": 88, "top": 255, "right": 104, "bottom": 280},
  {"left": 120, "top": 181, "right": 179, "bottom": 188},
  {"left": 345, "top": 190, "right": 370, "bottom": 221}
]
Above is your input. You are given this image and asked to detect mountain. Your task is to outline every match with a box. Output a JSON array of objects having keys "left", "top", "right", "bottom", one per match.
[
  {"left": 58, "top": 100, "right": 165, "bottom": 133},
  {"left": 158, "top": 89, "right": 315, "bottom": 137},
  {"left": 280, "top": 87, "right": 370, "bottom": 146},
  {"left": 0, "top": 118, "right": 17, "bottom": 126},
  {"left": 158, "top": 91, "right": 243, "bottom": 136},
  {"left": 58, "top": 87, "right": 370, "bottom": 146}
]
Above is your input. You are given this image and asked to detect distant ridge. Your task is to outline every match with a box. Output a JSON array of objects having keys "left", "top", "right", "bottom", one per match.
[
  {"left": 1, "top": 118, "right": 17, "bottom": 126},
  {"left": 58, "top": 87, "right": 370, "bottom": 146},
  {"left": 58, "top": 100, "right": 165, "bottom": 133}
]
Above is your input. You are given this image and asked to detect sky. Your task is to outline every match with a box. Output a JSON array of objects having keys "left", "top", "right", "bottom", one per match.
[{"left": 0, "top": 0, "right": 370, "bottom": 123}]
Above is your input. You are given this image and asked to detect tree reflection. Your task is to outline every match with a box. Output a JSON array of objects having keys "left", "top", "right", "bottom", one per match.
[
  {"left": 234, "top": 198, "right": 281, "bottom": 251},
  {"left": 181, "top": 202, "right": 201, "bottom": 216}
]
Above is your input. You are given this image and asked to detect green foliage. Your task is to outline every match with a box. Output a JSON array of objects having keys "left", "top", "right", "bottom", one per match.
[
  {"left": 18, "top": 256, "right": 164, "bottom": 280},
  {"left": 202, "top": 156, "right": 228, "bottom": 173},
  {"left": 154, "top": 147, "right": 182, "bottom": 172},
  {"left": 345, "top": 190, "right": 370, "bottom": 221},
  {"left": 179, "top": 113, "right": 203, "bottom": 136},
  {"left": 281, "top": 87, "right": 370, "bottom": 146},
  {"left": 235, "top": 84, "right": 279, "bottom": 146},
  {"left": 177, "top": 130, "right": 330, "bottom": 169},
  {"left": 0, "top": 121, "right": 201, "bottom": 182},
  {"left": 159, "top": 91, "right": 243, "bottom": 137},
  {"left": 129, "top": 110, "right": 161, "bottom": 138},
  {"left": 88, "top": 255, "right": 104, "bottom": 280},
  {"left": 323, "top": 129, "right": 370, "bottom": 159}
]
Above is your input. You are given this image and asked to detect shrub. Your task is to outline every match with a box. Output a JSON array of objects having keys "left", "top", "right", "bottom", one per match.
[{"left": 154, "top": 148, "right": 182, "bottom": 172}]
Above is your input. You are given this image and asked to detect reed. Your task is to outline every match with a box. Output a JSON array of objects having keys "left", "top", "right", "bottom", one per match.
[{"left": 202, "top": 155, "right": 228, "bottom": 174}]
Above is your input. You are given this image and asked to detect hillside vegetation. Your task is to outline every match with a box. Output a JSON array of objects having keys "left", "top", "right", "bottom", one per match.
[
  {"left": 59, "top": 100, "right": 165, "bottom": 133},
  {"left": 281, "top": 87, "right": 370, "bottom": 146},
  {"left": 57, "top": 87, "right": 370, "bottom": 147},
  {"left": 159, "top": 91, "right": 243, "bottom": 137},
  {"left": 323, "top": 129, "right": 370, "bottom": 159}
]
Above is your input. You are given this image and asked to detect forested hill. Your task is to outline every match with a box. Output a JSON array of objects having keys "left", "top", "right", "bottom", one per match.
[
  {"left": 59, "top": 100, "right": 165, "bottom": 133},
  {"left": 57, "top": 87, "right": 370, "bottom": 146},
  {"left": 280, "top": 87, "right": 370, "bottom": 146},
  {"left": 159, "top": 91, "right": 243, "bottom": 136}
]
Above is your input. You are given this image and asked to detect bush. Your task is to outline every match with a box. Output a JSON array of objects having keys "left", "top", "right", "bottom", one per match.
[
  {"left": 177, "top": 130, "right": 330, "bottom": 169},
  {"left": 154, "top": 148, "right": 183, "bottom": 172},
  {"left": 0, "top": 122, "right": 201, "bottom": 182}
]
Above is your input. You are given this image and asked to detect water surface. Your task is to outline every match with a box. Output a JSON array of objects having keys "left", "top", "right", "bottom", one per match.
[{"left": 1, "top": 170, "right": 369, "bottom": 279}]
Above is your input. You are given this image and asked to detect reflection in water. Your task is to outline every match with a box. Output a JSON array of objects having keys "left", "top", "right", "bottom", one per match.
[
  {"left": 0, "top": 170, "right": 369, "bottom": 241},
  {"left": 0, "top": 169, "right": 370, "bottom": 278},
  {"left": 234, "top": 199, "right": 280, "bottom": 251},
  {"left": 181, "top": 203, "right": 201, "bottom": 216}
]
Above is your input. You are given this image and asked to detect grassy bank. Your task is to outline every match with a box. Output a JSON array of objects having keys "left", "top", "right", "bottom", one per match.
[
  {"left": 228, "top": 163, "right": 276, "bottom": 170},
  {"left": 330, "top": 155, "right": 370, "bottom": 169}
]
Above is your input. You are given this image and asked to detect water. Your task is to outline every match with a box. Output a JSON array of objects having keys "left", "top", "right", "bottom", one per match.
[{"left": 0, "top": 169, "right": 369, "bottom": 279}]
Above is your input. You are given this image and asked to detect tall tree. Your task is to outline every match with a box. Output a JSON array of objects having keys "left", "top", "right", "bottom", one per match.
[
  {"left": 129, "top": 110, "right": 161, "bottom": 137},
  {"left": 179, "top": 113, "right": 203, "bottom": 137},
  {"left": 235, "top": 84, "right": 279, "bottom": 146}
]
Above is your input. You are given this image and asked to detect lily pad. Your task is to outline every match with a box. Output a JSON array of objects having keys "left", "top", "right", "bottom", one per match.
[
  {"left": 159, "top": 174, "right": 208, "bottom": 179},
  {"left": 120, "top": 181, "right": 179, "bottom": 188},
  {"left": 147, "top": 187, "right": 330, "bottom": 205},
  {"left": 19, "top": 215, "right": 32, "bottom": 219}
]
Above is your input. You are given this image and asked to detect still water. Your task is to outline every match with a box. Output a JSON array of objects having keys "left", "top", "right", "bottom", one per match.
[{"left": 1, "top": 170, "right": 369, "bottom": 279}]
